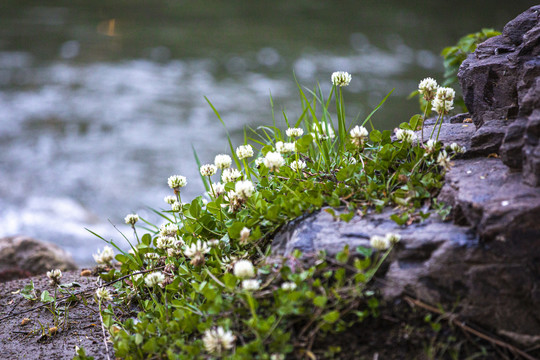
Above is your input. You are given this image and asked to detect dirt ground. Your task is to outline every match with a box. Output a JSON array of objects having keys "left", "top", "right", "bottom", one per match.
[{"left": 0, "top": 270, "right": 113, "bottom": 360}]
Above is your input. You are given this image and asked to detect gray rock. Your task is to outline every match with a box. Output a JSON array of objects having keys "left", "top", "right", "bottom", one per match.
[
  {"left": 0, "top": 236, "right": 77, "bottom": 282},
  {"left": 458, "top": 5, "right": 540, "bottom": 183}
]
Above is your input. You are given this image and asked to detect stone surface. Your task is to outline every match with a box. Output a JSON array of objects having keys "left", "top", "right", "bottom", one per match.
[
  {"left": 0, "top": 236, "right": 77, "bottom": 282},
  {"left": 459, "top": 5, "right": 540, "bottom": 184}
]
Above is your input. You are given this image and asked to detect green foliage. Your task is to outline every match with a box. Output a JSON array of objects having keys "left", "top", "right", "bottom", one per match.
[
  {"left": 86, "top": 74, "right": 463, "bottom": 359},
  {"left": 441, "top": 28, "right": 501, "bottom": 87}
]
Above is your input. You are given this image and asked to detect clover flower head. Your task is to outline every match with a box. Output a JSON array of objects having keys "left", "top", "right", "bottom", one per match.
[
  {"left": 240, "top": 227, "right": 251, "bottom": 243},
  {"left": 254, "top": 157, "right": 264, "bottom": 167},
  {"left": 425, "top": 139, "right": 437, "bottom": 154},
  {"left": 159, "top": 223, "right": 179, "bottom": 237},
  {"left": 124, "top": 213, "right": 139, "bottom": 226},
  {"left": 211, "top": 182, "right": 226, "bottom": 197},
  {"left": 290, "top": 159, "right": 306, "bottom": 172},
  {"left": 145, "top": 271, "right": 165, "bottom": 287},
  {"left": 200, "top": 164, "right": 217, "bottom": 177},
  {"left": 331, "top": 71, "right": 352, "bottom": 87},
  {"left": 93, "top": 246, "right": 115, "bottom": 266},
  {"left": 312, "top": 124, "right": 335, "bottom": 140},
  {"left": 281, "top": 282, "right": 297, "bottom": 291},
  {"left": 418, "top": 77, "right": 438, "bottom": 101},
  {"left": 233, "top": 259, "right": 255, "bottom": 279},
  {"left": 95, "top": 287, "right": 112, "bottom": 302},
  {"left": 236, "top": 144, "right": 254, "bottom": 160},
  {"left": 222, "top": 168, "right": 242, "bottom": 183},
  {"left": 395, "top": 129, "right": 417, "bottom": 143},
  {"left": 235, "top": 180, "right": 254, "bottom": 199},
  {"left": 144, "top": 252, "right": 160, "bottom": 260},
  {"left": 436, "top": 87, "right": 455, "bottom": 101},
  {"left": 171, "top": 201, "right": 182, "bottom": 212},
  {"left": 214, "top": 154, "right": 232, "bottom": 169},
  {"left": 242, "top": 279, "right": 260, "bottom": 291},
  {"left": 202, "top": 326, "right": 236, "bottom": 355},
  {"left": 184, "top": 240, "right": 210, "bottom": 258},
  {"left": 286, "top": 127, "right": 304, "bottom": 137},
  {"left": 432, "top": 98, "right": 454, "bottom": 115},
  {"left": 47, "top": 269, "right": 62, "bottom": 285},
  {"left": 385, "top": 233, "right": 401, "bottom": 245},
  {"left": 450, "top": 142, "right": 465, "bottom": 154},
  {"left": 276, "top": 141, "right": 296, "bottom": 154},
  {"left": 167, "top": 175, "right": 187, "bottom": 190},
  {"left": 131, "top": 273, "right": 143, "bottom": 282},
  {"left": 437, "top": 150, "right": 453, "bottom": 171},
  {"left": 164, "top": 195, "right": 176, "bottom": 205},
  {"left": 370, "top": 235, "right": 390, "bottom": 250},
  {"left": 263, "top": 151, "right": 285, "bottom": 171},
  {"left": 271, "top": 354, "right": 286, "bottom": 360},
  {"left": 226, "top": 190, "right": 244, "bottom": 213},
  {"left": 350, "top": 125, "right": 368, "bottom": 139}
]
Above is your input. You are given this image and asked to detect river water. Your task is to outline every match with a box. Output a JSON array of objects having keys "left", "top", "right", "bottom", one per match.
[{"left": 0, "top": 1, "right": 532, "bottom": 264}]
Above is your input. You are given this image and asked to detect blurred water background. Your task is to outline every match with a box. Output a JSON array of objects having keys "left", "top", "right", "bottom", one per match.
[{"left": 0, "top": 1, "right": 533, "bottom": 264}]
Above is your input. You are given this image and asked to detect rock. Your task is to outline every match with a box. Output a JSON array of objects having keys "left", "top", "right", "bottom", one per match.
[
  {"left": 458, "top": 5, "right": 540, "bottom": 184},
  {"left": 0, "top": 236, "right": 77, "bottom": 282}
]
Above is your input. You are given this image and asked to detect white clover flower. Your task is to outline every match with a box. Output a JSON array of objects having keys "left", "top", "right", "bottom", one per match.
[
  {"left": 331, "top": 71, "right": 352, "bottom": 87},
  {"left": 159, "top": 223, "right": 179, "bottom": 237},
  {"left": 93, "top": 246, "right": 115, "bottom": 266},
  {"left": 425, "top": 139, "right": 437, "bottom": 154},
  {"left": 254, "top": 157, "right": 264, "bottom": 167},
  {"left": 222, "top": 168, "right": 242, "bottom": 183},
  {"left": 124, "top": 213, "right": 139, "bottom": 226},
  {"left": 95, "top": 287, "right": 112, "bottom": 301},
  {"left": 132, "top": 273, "right": 143, "bottom": 282},
  {"left": 290, "top": 159, "right": 306, "bottom": 172},
  {"left": 214, "top": 154, "right": 232, "bottom": 170},
  {"left": 350, "top": 125, "right": 369, "bottom": 147},
  {"left": 171, "top": 201, "right": 182, "bottom": 212},
  {"left": 437, "top": 150, "right": 453, "bottom": 171},
  {"left": 240, "top": 227, "right": 250, "bottom": 243},
  {"left": 164, "top": 195, "right": 176, "bottom": 205},
  {"left": 350, "top": 125, "right": 368, "bottom": 140},
  {"left": 370, "top": 235, "right": 390, "bottom": 250},
  {"left": 385, "top": 233, "right": 401, "bottom": 245},
  {"left": 432, "top": 98, "right": 454, "bottom": 115},
  {"left": 395, "top": 129, "right": 417, "bottom": 143},
  {"left": 145, "top": 271, "right": 165, "bottom": 287},
  {"left": 184, "top": 240, "right": 210, "bottom": 258},
  {"left": 156, "top": 236, "right": 175, "bottom": 250},
  {"left": 167, "top": 247, "right": 181, "bottom": 258},
  {"left": 450, "top": 142, "right": 465, "bottom": 154},
  {"left": 167, "top": 175, "right": 187, "bottom": 189},
  {"left": 263, "top": 151, "right": 285, "bottom": 171},
  {"left": 281, "top": 282, "right": 297, "bottom": 291},
  {"left": 271, "top": 354, "right": 285, "bottom": 360},
  {"left": 144, "top": 252, "right": 160, "bottom": 260},
  {"left": 202, "top": 326, "right": 236, "bottom": 355},
  {"left": 47, "top": 269, "right": 62, "bottom": 285},
  {"left": 286, "top": 127, "right": 304, "bottom": 137},
  {"left": 418, "top": 77, "right": 438, "bottom": 101},
  {"left": 233, "top": 259, "right": 255, "bottom": 279},
  {"left": 432, "top": 87, "right": 455, "bottom": 115},
  {"left": 235, "top": 180, "right": 254, "bottom": 199},
  {"left": 211, "top": 182, "right": 226, "bottom": 197},
  {"left": 312, "top": 124, "right": 335, "bottom": 140},
  {"left": 242, "top": 279, "right": 260, "bottom": 291},
  {"left": 200, "top": 164, "right": 217, "bottom": 177},
  {"left": 236, "top": 144, "right": 254, "bottom": 160},
  {"left": 276, "top": 141, "right": 296, "bottom": 154}
]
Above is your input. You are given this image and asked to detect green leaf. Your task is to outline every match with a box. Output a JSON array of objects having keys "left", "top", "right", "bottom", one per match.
[
  {"left": 322, "top": 310, "right": 340, "bottom": 324},
  {"left": 40, "top": 290, "right": 54, "bottom": 303},
  {"left": 369, "top": 129, "right": 382, "bottom": 143},
  {"left": 313, "top": 296, "right": 327, "bottom": 308},
  {"left": 141, "top": 233, "right": 152, "bottom": 246}
]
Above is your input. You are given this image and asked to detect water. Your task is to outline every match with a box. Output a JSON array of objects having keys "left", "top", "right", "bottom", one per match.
[{"left": 0, "top": 0, "right": 532, "bottom": 264}]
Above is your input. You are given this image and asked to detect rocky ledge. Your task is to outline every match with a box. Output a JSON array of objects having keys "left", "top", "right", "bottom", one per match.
[{"left": 272, "top": 5, "right": 540, "bottom": 348}]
